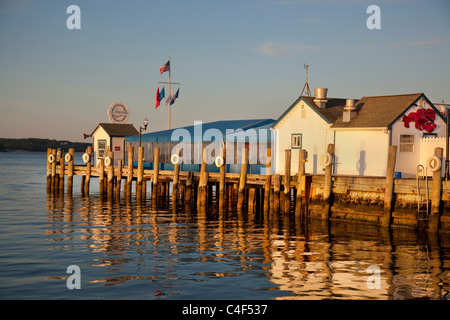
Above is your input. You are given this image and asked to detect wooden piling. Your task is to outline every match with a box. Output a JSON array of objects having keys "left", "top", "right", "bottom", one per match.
[
  {"left": 137, "top": 146, "right": 144, "bottom": 199},
  {"left": 382, "top": 145, "right": 397, "bottom": 227},
  {"left": 173, "top": 153, "right": 180, "bottom": 204},
  {"left": 84, "top": 146, "right": 92, "bottom": 195},
  {"left": 248, "top": 188, "right": 256, "bottom": 213},
  {"left": 80, "top": 175, "right": 85, "bottom": 195},
  {"left": 295, "top": 149, "right": 307, "bottom": 217},
  {"left": 228, "top": 184, "right": 234, "bottom": 211},
  {"left": 284, "top": 149, "right": 291, "bottom": 213},
  {"left": 322, "top": 144, "right": 334, "bottom": 221},
  {"left": 185, "top": 171, "right": 193, "bottom": 204},
  {"left": 46, "top": 148, "right": 52, "bottom": 192},
  {"left": 55, "top": 149, "right": 61, "bottom": 191},
  {"left": 152, "top": 147, "right": 160, "bottom": 199},
  {"left": 59, "top": 149, "right": 65, "bottom": 193},
  {"left": 126, "top": 146, "right": 134, "bottom": 198},
  {"left": 80, "top": 149, "right": 85, "bottom": 195},
  {"left": 430, "top": 147, "right": 443, "bottom": 233},
  {"left": 264, "top": 148, "right": 272, "bottom": 213},
  {"left": 198, "top": 148, "right": 208, "bottom": 211},
  {"left": 51, "top": 149, "right": 56, "bottom": 192},
  {"left": 273, "top": 174, "right": 281, "bottom": 213},
  {"left": 237, "top": 147, "right": 249, "bottom": 212},
  {"left": 99, "top": 155, "right": 105, "bottom": 198},
  {"left": 67, "top": 148, "right": 75, "bottom": 195},
  {"left": 219, "top": 143, "right": 226, "bottom": 208},
  {"left": 107, "top": 151, "right": 114, "bottom": 198},
  {"left": 116, "top": 160, "right": 122, "bottom": 197}
]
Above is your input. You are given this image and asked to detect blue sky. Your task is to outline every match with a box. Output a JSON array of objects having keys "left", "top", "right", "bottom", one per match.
[{"left": 1, "top": 0, "right": 449, "bottom": 141}]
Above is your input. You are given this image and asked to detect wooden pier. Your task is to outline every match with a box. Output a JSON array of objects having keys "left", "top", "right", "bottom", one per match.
[{"left": 46, "top": 145, "right": 450, "bottom": 233}]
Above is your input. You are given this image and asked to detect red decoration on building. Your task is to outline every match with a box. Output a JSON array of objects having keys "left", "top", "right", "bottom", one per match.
[{"left": 402, "top": 108, "right": 437, "bottom": 133}]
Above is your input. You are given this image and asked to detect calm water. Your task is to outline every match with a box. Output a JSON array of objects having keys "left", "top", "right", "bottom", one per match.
[{"left": 1, "top": 152, "right": 450, "bottom": 300}]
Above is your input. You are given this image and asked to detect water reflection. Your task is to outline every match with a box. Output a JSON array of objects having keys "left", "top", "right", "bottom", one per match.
[{"left": 45, "top": 193, "right": 450, "bottom": 300}]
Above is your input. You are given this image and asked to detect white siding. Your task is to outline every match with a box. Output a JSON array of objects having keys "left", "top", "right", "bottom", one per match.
[
  {"left": 112, "top": 137, "right": 125, "bottom": 167},
  {"left": 334, "top": 130, "right": 390, "bottom": 176},
  {"left": 92, "top": 127, "right": 110, "bottom": 167},
  {"left": 273, "top": 100, "right": 333, "bottom": 175},
  {"left": 391, "top": 102, "right": 446, "bottom": 178}
]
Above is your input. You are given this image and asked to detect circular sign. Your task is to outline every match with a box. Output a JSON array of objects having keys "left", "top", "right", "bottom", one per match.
[{"left": 108, "top": 101, "right": 130, "bottom": 123}]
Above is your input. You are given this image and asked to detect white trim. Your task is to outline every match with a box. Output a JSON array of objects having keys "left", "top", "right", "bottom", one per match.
[{"left": 330, "top": 127, "right": 388, "bottom": 131}]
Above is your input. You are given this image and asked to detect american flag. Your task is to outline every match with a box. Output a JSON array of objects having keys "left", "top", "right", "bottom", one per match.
[{"left": 159, "top": 60, "right": 170, "bottom": 75}]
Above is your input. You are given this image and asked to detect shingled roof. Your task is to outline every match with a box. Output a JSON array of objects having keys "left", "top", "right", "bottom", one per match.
[
  {"left": 331, "top": 93, "right": 426, "bottom": 128},
  {"left": 271, "top": 96, "right": 352, "bottom": 128},
  {"left": 92, "top": 123, "right": 139, "bottom": 137},
  {"left": 303, "top": 97, "right": 354, "bottom": 124}
]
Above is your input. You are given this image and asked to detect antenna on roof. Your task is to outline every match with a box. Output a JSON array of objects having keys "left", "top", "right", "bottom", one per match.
[{"left": 300, "top": 64, "right": 311, "bottom": 97}]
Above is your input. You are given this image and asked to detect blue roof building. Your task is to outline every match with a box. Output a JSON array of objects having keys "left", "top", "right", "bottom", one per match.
[{"left": 125, "top": 119, "right": 275, "bottom": 173}]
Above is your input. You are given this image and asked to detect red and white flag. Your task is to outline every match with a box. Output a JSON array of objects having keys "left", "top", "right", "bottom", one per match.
[{"left": 159, "top": 60, "right": 170, "bottom": 75}]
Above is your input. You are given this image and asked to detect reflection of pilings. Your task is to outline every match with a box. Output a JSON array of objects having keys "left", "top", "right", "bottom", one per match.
[
  {"left": 428, "top": 232, "right": 443, "bottom": 299},
  {"left": 382, "top": 228, "right": 395, "bottom": 299}
]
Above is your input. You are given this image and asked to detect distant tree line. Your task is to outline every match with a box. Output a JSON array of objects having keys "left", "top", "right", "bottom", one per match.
[{"left": 0, "top": 138, "right": 91, "bottom": 152}]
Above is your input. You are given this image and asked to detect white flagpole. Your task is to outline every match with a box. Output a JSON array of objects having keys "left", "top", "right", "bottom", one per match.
[{"left": 168, "top": 56, "right": 171, "bottom": 130}]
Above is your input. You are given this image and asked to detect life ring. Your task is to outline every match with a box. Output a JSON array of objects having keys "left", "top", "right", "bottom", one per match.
[
  {"left": 48, "top": 154, "right": 55, "bottom": 164},
  {"left": 215, "top": 155, "right": 224, "bottom": 168},
  {"left": 82, "top": 153, "right": 90, "bottom": 164},
  {"left": 320, "top": 152, "right": 333, "bottom": 167},
  {"left": 64, "top": 153, "right": 72, "bottom": 163},
  {"left": 171, "top": 154, "right": 180, "bottom": 165},
  {"left": 104, "top": 156, "right": 112, "bottom": 167},
  {"left": 427, "top": 155, "right": 441, "bottom": 172}
]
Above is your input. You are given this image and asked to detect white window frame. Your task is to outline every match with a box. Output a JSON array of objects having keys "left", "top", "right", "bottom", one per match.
[
  {"left": 97, "top": 139, "right": 107, "bottom": 158},
  {"left": 291, "top": 133, "right": 302, "bottom": 149},
  {"left": 399, "top": 134, "right": 414, "bottom": 153}
]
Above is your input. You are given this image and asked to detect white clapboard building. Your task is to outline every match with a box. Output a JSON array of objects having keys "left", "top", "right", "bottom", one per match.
[
  {"left": 271, "top": 88, "right": 447, "bottom": 178},
  {"left": 90, "top": 123, "right": 138, "bottom": 167}
]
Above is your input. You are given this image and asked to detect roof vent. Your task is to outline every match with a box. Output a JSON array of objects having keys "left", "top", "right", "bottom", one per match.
[
  {"left": 314, "top": 88, "right": 328, "bottom": 108},
  {"left": 314, "top": 88, "right": 328, "bottom": 100},
  {"left": 344, "top": 99, "right": 356, "bottom": 111},
  {"left": 343, "top": 99, "right": 357, "bottom": 122}
]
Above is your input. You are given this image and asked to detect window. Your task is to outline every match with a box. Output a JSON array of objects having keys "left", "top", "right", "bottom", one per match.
[
  {"left": 291, "top": 134, "right": 302, "bottom": 149},
  {"left": 423, "top": 133, "right": 437, "bottom": 138},
  {"left": 98, "top": 139, "right": 107, "bottom": 158},
  {"left": 399, "top": 134, "right": 414, "bottom": 153}
]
